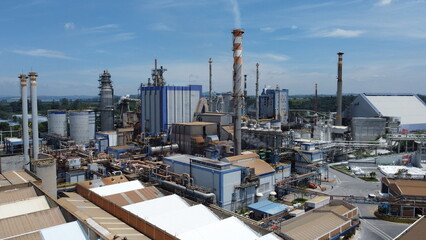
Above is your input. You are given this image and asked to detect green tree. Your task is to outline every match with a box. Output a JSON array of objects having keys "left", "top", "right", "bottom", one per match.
[{"left": 369, "top": 171, "right": 377, "bottom": 179}]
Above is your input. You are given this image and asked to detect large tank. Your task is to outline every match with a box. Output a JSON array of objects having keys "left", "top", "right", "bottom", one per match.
[
  {"left": 70, "top": 110, "right": 95, "bottom": 144},
  {"left": 47, "top": 110, "right": 67, "bottom": 137}
]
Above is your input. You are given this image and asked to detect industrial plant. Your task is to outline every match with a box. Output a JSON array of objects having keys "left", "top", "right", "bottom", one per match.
[{"left": 1, "top": 27, "right": 426, "bottom": 240}]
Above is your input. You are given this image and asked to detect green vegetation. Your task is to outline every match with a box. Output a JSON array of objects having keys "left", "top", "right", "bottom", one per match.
[
  {"left": 359, "top": 177, "right": 379, "bottom": 182},
  {"left": 330, "top": 165, "right": 351, "bottom": 174},
  {"left": 291, "top": 198, "right": 307, "bottom": 204},
  {"left": 374, "top": 211, "right": 417, "bottom": 224}
]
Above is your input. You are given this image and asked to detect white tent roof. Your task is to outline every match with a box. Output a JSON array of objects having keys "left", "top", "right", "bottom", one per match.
[
  {"left": 40, "top": 221, "right": 89, "bottom": 240},
  {"left": 0, "top": 196, "right": 50, "bottom": 220},
  {"left": 123, "top": 194, "right": 189, "bottom": 220},
  {"left": 178, "top": 216, "right": 261, "bottom": 240},
  {"left": 148, "top": 204, "right": 220, "bottom": 236},
  {"left": 257, "top": 233, "right": 282, "bottom": 240},
  {"left": 90, "top": 180, "right": 144, "bottom": 197},
  {"left": 365, "top": 95, "right": 426, "bottom": 125}
]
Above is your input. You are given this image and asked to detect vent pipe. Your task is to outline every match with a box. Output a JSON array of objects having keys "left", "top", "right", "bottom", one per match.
[
  {"left": 19, "top": 74, "right": 30, "bottom": 169},
  {"left": 29, "top": 72, "right": 39, "bottom": 161},
  {"left": 232, "top": 29, "right": 244, "bottom": 156},
  {"left": 209, "top": 58, "right": 213, "bottom": 109},
  {"left": 256, "top": 63, "right": 259, "bottom": 123},
  {"left": 336, "top": 52, "right": 344, "bottom": 126}
]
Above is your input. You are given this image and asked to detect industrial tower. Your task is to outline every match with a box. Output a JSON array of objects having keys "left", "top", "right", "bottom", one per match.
[{"left": 99, "top": 71, "right": 114, "bottom": 131}]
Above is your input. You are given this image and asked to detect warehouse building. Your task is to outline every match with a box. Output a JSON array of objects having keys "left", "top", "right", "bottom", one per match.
[{"left": 345, "top": 93, "right": 426, "bottom": 131}]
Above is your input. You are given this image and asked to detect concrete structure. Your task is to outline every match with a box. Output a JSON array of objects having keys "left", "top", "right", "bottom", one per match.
[
  {"left": 336, "top": 52, "right": 344, "bottom": 126},
  {"left": 259, "top": 87, "right": 289, "bottom": 123},
  {"left": 47, "top": 110, "right": 67, "bottom": 137},
  {"left": 98, "top": 71, "right": 114, "bottom": 131},
  {"left": 29, "top": 72, "right": 39, "bottom": 161},
  {"left": 351, "top": 117, "right": 386, "bottom": 141},
  {"left": 345, "top": 93, "right": 426, "bottom": 131},
  {"left": 33, "top": 153, "right": 57, "bottom": 199},
  {"left": 171, "top": 122, "right": 217, "bottom": 154},
  {"left": 140, "top": 85, "right": 202, "bottom": 134},
  {"left": 69, "top": 110, "right": 95, "bottom": 144},
  {"left": 19, "top": 74, "right": 30, "bottom": 170},
  {"left": 0, "top": 155, "right": 25, "bottom": 173}
]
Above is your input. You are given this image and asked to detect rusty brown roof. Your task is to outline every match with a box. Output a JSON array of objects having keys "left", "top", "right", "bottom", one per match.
[
  {"left": 225, "top": 153, "right": 259, "bottom": 162},
  {"left": 233, "top": 159, "right": 275, "bottom": 176},
  {"left": 387, "top": 179, "right": 426, "bottom": 197},
  {"left": 398, "top": 216, "right": 426, "bottom": 240},
  {"left": 104, "top": 186, "right": 164, "bottom": 206},
  {"left": 0, "top": 187, "right": 37, "bottom": 205},
  {"left": 0, "top": 207, "right": 65, "bottom": 239},
  {"left": 2, "top": 171, "right": 36, "bottom": 185}
]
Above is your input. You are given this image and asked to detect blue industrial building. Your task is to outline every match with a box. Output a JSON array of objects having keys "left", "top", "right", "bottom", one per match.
[
  {"left": 140, "top": 85, "right": 202, "bottom": 134},
  {"left": 248, "top": 200, "right": 289, "bottom": 219},
  {"left": 259, "top": 87, "right": 289, "bottom": 123}
]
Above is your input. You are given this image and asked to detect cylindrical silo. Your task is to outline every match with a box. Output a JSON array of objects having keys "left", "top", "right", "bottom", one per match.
[
  {"left": 69, "top": 111, "right": 90, "bottom": 144},
  {"left": 34, "top": 153, "right": 57, "bottom": 199},
  {"left": 48, "top": 110, "right": 67, "bottom": 137}
]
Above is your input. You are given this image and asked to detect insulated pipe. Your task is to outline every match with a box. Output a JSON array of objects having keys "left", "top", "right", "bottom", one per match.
[
  {"left": 232, "top": 29, "right": 244, "bottom": 156},
  {"left": 160, "top": 179, "right": 217, "bottom": 204},
  {"left": 19, "top": 74, "right": 30, "bottom": 170},
  {"left": 336, "top": 52, "right": 344, "bottom": 126},
  {"left": 209, "top": 58, "right": 213, "bottom": 109},
  {"left": 29, "top": 72, "right": 39, "bottom": 160},
  {"left": 256, "top": 63, "right": 259, "bottom": 123}
]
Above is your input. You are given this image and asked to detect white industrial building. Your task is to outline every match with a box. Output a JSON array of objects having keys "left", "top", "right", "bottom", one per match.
[
  {"left": 140, "top": 85, "right": 202, "bottom": 134},
  {"left": 345, "top": 94, "right": 426, "bottom": 131},
  {"left": 259, "top": 87, "right": 289, "bottom": 123}
]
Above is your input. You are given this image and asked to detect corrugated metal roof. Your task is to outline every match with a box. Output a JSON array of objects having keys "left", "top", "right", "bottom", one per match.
[
  {"left": 0, "top": 196, "right": 50, "bottom": 220},
  {"left": 0, "top": 187, "right": 37, "bottom": 205},
  {"left": 0, "top": 207, "right": 66, "bottom": 239},
  {"left": 90, "top": 180, "right": 144, "bottom": 197},
  {"left": 364, "top": 94, "right": 426, "bottom": 125},
  {"left": 58, "top": 192, "right": 150, "bottom": 240},
  {"left": 123, "top": 194, "right": 190, "bottom": 220},
  {"left": 248, "top": 200, "right": 288, "bottom": 216},
  {"left": 233, "top": 159, "right": 275, "bottom": 176},
  {"left": 78, "top": 175, "right": 129, "bottom": 189},
  {"left": 279, "top": 211, "right": 350, "bottom": 240},
  {"left": 148, "top": 204, "right": 220, "bottom": 236},
  {"left": 178, "top": 216, "right": 261, "bottom": 240},
  {"left": 5, "top": 232, "right": 43, "bottom": 240},
  {"left": 0, "top": 173, "right": 12, "bottom": 186},
  {"left": 2, "top": 171, "right": 36, "bottom": 185},
  {"left": 104, "top": 186, "right": 164, "bottom": 206}
]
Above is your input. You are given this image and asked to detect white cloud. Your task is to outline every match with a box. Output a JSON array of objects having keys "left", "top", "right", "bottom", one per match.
[
  {"left": 260, "top": 27, "right": 275, "bottom": 33},
  {"left": 291, "top": 25, "right": 298, "bottom": 29},
  {"left": 316, "top": 28, "right": 364, "bottom": 38},
  {"left": 13, "top": 49, "right": 74, "bottom": 59},
  {"left": 64, "top": 22, "right": 75, "bottom": 30},
  {"left": 150, "top": 23, "right": 173, "bottom": 31},
  {"left": 247, "top": 53, "right": 290, "bottom": 61},
  {"left": 229, "top": 0, "right": 241, "bottom": 28},
  {"left": 82, "top": 24, "right": 119, "bottom": 34},
  {"left": 377, "top": 0, "right": 392, "bottom": 6}
]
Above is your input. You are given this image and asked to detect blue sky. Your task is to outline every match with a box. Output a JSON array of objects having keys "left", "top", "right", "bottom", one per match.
[{"left": 1, "top": 0, "right": 426, "bottom": 96}]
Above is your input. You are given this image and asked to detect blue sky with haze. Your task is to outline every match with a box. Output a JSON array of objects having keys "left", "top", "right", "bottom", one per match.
[{"left": 1, "top": 0, "right": 425, "bottom": 96}]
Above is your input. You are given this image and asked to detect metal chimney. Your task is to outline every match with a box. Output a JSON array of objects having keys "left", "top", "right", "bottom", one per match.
[
  {"left": 336, "top": 52, "right": 344, "bottom": 126},
  {"left": 256, "top": 63, "right": 259, "bottom": 123},
  {"left": 29, "top": 72, "right": 39, "bottom": 160},
  {"left": 19, "top": 74, "right": 30, "bottom": 169},
  {"left": 209, "top": 58, "right": 213, "bottom": 109},
  {"left": 99, "top": 71, "right": 114, "bottom": 131},
  {"left": 232, "top": 29, "right": 244, "bottom": 156}
]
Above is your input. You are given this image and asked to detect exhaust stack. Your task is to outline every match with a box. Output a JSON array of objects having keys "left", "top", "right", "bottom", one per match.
[
  {"left": 256, "top": 63, "right": 259, "bottom": 123},
  {"left": 232, "top": 29, "right": 244, "bottom": 156},
  {"left": 209, "top": 58, "right": 213, "bottom": 109},
  {"left": 315, "top": 83, "right": 318, "bottom": 112},
  {"left": 29, "top": 72, "right": 39, "bottom": 160},
  {"left": 336, "top": 52, "right": 344, "bottom": 126},
  {"left": 19, "top": 74, "right": 30, "bottom": 169}
]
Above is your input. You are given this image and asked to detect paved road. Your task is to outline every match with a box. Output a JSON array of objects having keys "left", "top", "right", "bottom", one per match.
[{"left": 322, "top": 167, "right": 409, "bottom": 240}]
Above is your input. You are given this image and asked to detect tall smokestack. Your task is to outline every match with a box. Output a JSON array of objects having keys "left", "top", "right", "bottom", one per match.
[
  {"left": 314, "top": 83, "right": 318, "bottom": 112},
  {"left": 19, "top": 74, "right": 30, "bottom": 169},
  {"left": 232, "top": 29, "right": 244, "bottom": 156},
  {"left": 209, "top": 58, "right": 213, "bottom": 109},
  {"left": 256, "top": 63, "right": 259, "bottom": 123},
  {"left": 336, "top": 52, "right": 344, "bottom": 126},
  {"left": 29, "top": 72, "right": 39, "bottom": 161},
  {"left": 99, "top": 71, "right": 114, "bottom": 131}
]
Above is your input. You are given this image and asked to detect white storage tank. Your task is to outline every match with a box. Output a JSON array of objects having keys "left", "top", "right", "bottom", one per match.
[
  {"left": 47, "top": 110, "right": 67, "bottom": 137},
  {"left": 70, "top": 110, "right": 95, "bottom": 144}
]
